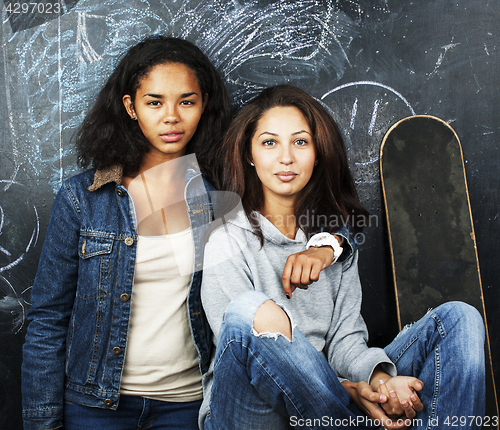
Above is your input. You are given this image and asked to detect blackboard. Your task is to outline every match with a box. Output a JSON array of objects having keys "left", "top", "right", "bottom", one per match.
[{"left": 1, "top": 1, "right": 499, "bottom": 428}]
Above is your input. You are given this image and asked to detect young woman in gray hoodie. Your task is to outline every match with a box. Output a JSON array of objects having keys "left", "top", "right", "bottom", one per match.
[{"left": 199, "top": 85, "right": 486, "bottom": 430}]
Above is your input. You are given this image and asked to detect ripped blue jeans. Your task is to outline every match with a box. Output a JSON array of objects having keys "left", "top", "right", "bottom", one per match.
[{"left": 204, "top": 291, "right": 485, "bottom": 430}]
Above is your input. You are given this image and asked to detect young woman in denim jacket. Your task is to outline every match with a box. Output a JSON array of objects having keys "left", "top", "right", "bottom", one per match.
[
  {"left": 200, "top": 86, "right": 486, "bottom": 430},
  {"left": 21, "top": 37, "right": 354, "bottom": 430}
]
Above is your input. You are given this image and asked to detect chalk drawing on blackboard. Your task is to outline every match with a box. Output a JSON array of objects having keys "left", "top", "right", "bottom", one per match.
[
  {"left": 320, "top": 81, "right": 415, "bottom": 206},
  {"left": 0, "top": 181, "right": 39, "bottom": 274},
  {"left": 322, "top": 81, "right": 415, "bottom": 115},
  {"left": 428, "top": 41, "right": 460, "bottom": 79},
  {"left": 0, "top": 275, "right": 27, "bottom": 333},
  {"left": 0, "top": 180, "right": 38, "bottom": 332},
  {"left": 76, "top": 13, "right": 103, "bottom": 65},
  {"left": 171, "top": 0, "right": 358, "bottom": 105}
]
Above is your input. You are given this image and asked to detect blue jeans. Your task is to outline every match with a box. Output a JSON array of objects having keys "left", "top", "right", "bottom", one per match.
[
  {"left": 64, "top": 396, "right": 202, "bottom": 429},
  {"left": 204, "top": 291, "right": 485, "bottom": 430}
]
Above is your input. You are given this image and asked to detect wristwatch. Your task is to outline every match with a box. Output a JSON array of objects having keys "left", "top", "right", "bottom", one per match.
[{"left": 306, "top": 233, "right": 343, "bottom": 265}]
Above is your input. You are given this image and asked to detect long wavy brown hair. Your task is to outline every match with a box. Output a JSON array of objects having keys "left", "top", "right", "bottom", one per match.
[{"left": 213, "top": 85, "right": 369, "bottom": 243}]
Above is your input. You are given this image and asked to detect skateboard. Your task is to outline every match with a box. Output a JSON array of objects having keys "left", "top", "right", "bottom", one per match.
[{"left": 380, "top": 115, "right": 498, "bottom": 423}]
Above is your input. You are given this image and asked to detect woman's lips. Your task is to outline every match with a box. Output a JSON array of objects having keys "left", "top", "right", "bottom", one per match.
[
  {"left": 275, "top": 171, "right": 297, "bottom": 182},
  {"left": 160, "top": 132, "right": 184, "bottom": 142}
]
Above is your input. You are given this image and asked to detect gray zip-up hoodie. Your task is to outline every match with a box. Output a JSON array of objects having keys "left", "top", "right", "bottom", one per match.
[{"left": 199, "top": 211, "right": 396, "bottom": 426}]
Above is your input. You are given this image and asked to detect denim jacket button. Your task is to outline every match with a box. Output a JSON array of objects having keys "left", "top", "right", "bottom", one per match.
[
  {"left": 104, "top": 399, "right": 113, "bottom": 407},
  {"left": 112, "top": 346, "right": 122, "bottom": 355},
  {"left": 116, "top": 189, "right": 124, "bottom": 197},
  {"left": 120, "top": 293, "right": 130, "bottom": 302},
  {"left": 124, "top": 237, "right": 134, "bottom": 246}
]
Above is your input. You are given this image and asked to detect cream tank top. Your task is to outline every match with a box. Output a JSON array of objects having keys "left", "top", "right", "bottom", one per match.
[{"left": 120, "top": 228, "right": 203, "bottom": 402}]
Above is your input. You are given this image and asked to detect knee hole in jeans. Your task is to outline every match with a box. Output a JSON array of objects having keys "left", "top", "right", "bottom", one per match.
[{"left": 252, "top": 300, "right": 292, "bottom": 341}]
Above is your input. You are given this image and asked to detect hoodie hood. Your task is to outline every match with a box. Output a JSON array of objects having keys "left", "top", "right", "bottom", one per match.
[{"left": 228, "top": 210, "right": 307, "bottom": 246}]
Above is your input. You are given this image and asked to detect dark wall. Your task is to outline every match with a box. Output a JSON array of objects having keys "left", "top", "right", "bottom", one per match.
[{"left": 1, "top": 1, "right": 498, "bottom": 427}]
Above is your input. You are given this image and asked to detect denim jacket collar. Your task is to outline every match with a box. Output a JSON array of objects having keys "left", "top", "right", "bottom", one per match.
[
  {"left": 88, "top": 165, "right": 123, "bottom": 191},
  {"left": 88, "top": 158, "right": 202, "bottom": 192}
]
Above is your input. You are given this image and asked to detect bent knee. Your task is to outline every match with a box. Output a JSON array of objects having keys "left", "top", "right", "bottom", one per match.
[
  {"left": 222, "top": 292, "right": 293, "bottom": 341},
  {"left": 435, "top": 301, "right": 485, "bottom": 341},
  {"left": 253, "top": 300, "right": 292, "bottom": 341}
]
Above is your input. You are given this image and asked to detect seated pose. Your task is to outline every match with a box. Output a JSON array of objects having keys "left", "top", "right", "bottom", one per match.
[{"left": 199, "top": 85, "right": 486, "bottom": 429}]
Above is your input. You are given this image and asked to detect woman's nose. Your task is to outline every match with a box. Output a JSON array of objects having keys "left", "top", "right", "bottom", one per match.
[
  {"left": 279, "top": 145, "right": 293, "bottom": 165},
  {"left": 163, "top": 104, "right": 179, "bottom": 124}
]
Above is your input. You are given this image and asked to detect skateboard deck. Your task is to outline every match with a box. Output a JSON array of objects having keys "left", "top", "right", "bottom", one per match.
[{"left": 380, "top": 115, "right": 498, "bottom": 423}]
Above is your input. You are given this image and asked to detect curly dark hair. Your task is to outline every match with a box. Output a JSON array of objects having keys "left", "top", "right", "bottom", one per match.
[
  {"left": 75, "top": 35, "right": 231, "bottom": 179},
  {"left": 214, "top": 85, "right": 369, "bottom": 242}
]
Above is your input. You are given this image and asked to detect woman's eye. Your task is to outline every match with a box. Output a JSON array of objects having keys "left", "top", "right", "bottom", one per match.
[
  {"left": 294, "top": 138, "right": 308, "bottom": 146},
  {"left": 147, "top": 100, "right": 161, "bottom": 106},
  {"left": 262, "top": 140, "right": 276, "bottom": 146},
  {"left": 181, "top": 100, "right": 195, "bottom": 105}
]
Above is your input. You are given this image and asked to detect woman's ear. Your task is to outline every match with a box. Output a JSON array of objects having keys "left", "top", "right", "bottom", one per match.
[{"left": 122, "top": 94, "right": 137, "bottom": 120}]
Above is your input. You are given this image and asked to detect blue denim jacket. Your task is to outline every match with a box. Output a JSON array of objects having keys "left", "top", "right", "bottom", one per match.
[{"left": 21, "top": 163, "right": 215, "bottom": 430}]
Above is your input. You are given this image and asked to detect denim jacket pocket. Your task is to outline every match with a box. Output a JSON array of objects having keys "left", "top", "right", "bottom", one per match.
[{"left": 77, "top": 233, "right": 114, "bottom": 298}]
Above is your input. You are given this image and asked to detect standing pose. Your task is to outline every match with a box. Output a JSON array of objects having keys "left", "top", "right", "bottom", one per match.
[
  {"left": 200, "top": 85, "right": 486, "bottom": 429},
  {"left": 21, "top": 35, "right": 232, "bottom": 430}
]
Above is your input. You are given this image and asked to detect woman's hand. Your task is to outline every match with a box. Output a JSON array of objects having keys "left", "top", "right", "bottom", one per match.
[
  {"left": 281, "top": 245, "right": 335, "bottom": 298},
  {"left": 341, "top": 380, "right": 410, "bottom": 430},
  {"left": 373, "top": 376, "right": 424, "bottom": 420}
]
